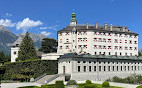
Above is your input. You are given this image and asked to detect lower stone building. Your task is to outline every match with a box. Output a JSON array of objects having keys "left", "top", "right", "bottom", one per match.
[{"left": 58, "top": 53, "right": 142, "bottom": 81}]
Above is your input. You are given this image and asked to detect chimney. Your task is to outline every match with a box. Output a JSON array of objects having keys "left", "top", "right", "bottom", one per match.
[
  {"left": 86, "top": 22, "right": 88, "bottom": 29},
  {"left": 105, "top": 23, "right": 107, "bottom": 29},
  {"left": 110, "top": 24, "right": 113, "bottom": 31},
  {"left": 122, "top": 26, "right": 125, "bottom": 32},
  {"left": 95, "top": 22, "right": 98, "bottom": 29}
]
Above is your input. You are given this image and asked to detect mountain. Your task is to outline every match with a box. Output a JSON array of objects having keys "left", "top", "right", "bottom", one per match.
[
  {"left": 17, "top": 33, "right": 47, "bottom": 50},
  {"left": 0, "top": 25, "right": 18, "bottom": 54}
]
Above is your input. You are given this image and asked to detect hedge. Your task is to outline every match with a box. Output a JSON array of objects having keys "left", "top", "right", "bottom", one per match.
[
  {"left": 55, "top": 80, "right": 64, "bottom": 88},
  {"left": 0, "top": 60, "right": 58, "bottom": 81},
  {"left": 102, "top": 81, "right": 110, "bottom": 87}
]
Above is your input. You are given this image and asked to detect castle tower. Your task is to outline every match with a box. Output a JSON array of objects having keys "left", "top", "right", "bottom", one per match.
[{"left": 70, "top": 10, "right": 77, "bottom": 26}]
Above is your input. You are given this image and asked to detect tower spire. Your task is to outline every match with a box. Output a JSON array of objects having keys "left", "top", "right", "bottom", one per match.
[{"left": 70, "top": 9, "right": 77, "bottom": 26}]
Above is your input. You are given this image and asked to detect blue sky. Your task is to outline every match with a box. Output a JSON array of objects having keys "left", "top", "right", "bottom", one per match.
[{"left": 0, "top": 0, "right": 142, "bottom": 48}]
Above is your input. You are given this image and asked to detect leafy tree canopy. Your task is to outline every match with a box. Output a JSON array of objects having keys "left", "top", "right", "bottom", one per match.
[
  {"left": 17, "top": 32, "right": 38, "bottom": 61},
  {"left": 39, "top": 38, "right": 57, "bottom": 53}
]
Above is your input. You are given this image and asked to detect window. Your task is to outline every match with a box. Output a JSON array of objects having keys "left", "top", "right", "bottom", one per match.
[
  {"left": 99, "top": 45, "right": 102, "bottom": 49},
  {"left": 66, "top": 39, "right": 69, "bottom": 42},
  {"left": 121, "top": 66, "right": 123, "bottom": 71},
  {"left": 134, "top": 41, "right": 137, "bottom": 44},
  {"left": 130, "top": 53, "right": 132, "bottom": 56},
  {"left": 125, "top": 40, "right": 127, "bottom": 43},
  {"left": 94, "top": 38, "right": 97, "bottom": 42},
  {"left": 99, "top": 52, "right": 101, "bottom": 55},
  {"left": 103, "top": 46, "right": 106, "bottom": 49},
  {"left": 94, "top": 32, "right": 97, "bottom": 35},
  {"left": 119, "top": 46, "right": 122, "bottom": 50},
  {"left": 78, "top": 45, "right": 82, "bottom": 49},
  {"left": 124, "top": 34, "right": 128, "bottom": 37},
  {"left": 66, "top": 45, "right": 69, "bottom": 49},
  {"left": 14, "top": 51, "right": 16, "bottom": 55},
  {"left": 94, "top": 66, "right": 96, "bottom": 71},
  {"left": 60, "top": 39, "right": 62, "bottom": 43},
  {"left": 125, "top": 53, "right": 127, "bottom": 56},
  {"left": 115, "top": 46, "right": 118, "bottom": 50},
  {"left": 120, "top": 52, "right": 122, "bottom": 56},
  {"left": 89, "top": 66, "right": 91, "bottom": 72},
  {"left": 78, "top": 61, "right": 80, "bottom": 63},
  {"left": 84, "top": 66, "right": 86, "bottom": 72},
  {"left": 109, "top": 52, "right": 111, "bottom": 55},
  {"left": 119, "top": 34, "right": 122, "bottom": 37},
  {"left": 66, "top": 32, "right": 70, "bottom": 35},
  {"left": 108, "top": 33, "right": 111, "bottom": 36},
  {"left": 113, "top": 66, "right": 115, "bottom": 71},
  {"left": 108, "top": 46, "right": 112, "bottom": 49},
  {"left": 120, "top": 39, "right": 122, "bottom": 43},
  {"left": 103, "top": 52, "right": 105, "bottom": 55},
  {"left": 83, "top": 45, "right": 87, "bottom": 49},
  {"left": 99, "top": 38, "right": 102, "bottom": 42},
  {"left": 83, "top": 38, "right": 87, "bottom": 42},
  {"left": 129, "top": 40, "right": 132, "bottom": 44},
  {"left": 125, "top": 47, "right": 128, "bottom": 50},
  {"left": 78, "top": 38, "right": 82, "bottom": 42},
  {"left": 134, "top": 47, "right": 137, "bottom": 50},
  {"left": 108, "top": 66, "right": 110, "bottom": 71},
  {"left": 99, "top": 32, "right": 102, "bottom": 35},
  {"left": 128, "top": 66, "right": 129, "bottom": 71},
  {"left": 78, "top": 32, "right": 82, "bottom": 35},
  {"left": 124, "top": 66, "right": 126, "bottom": 71},
  {"left": 134, "top": 36, "right": 137, "bottom": 38},
  {"left": 108, "top": 39, "right": 111, "bottom": 43},
  {"left": 104, "top": 66, "right": 106, "bottom": 71},
  {"left": 114, "top": 33, "right": 118, "bottom": 37},
  {"left": 59, "top": 32, "right": 62, "bottom": 36},
  {"left": 114, "top": 39, "right": 118, "bottom": 43},
  {"left": 117, "top": 66, "right": 119, "bottom": 71},
  {"left": 59, "top": 46, "right": 62, "bottom": 49},
  {"left": 129, "top": 47, "right": 132, "bottom": 50},
  {"left": 94, "top": 45, "right": 97, "bottom": 49},
  {"left": 78, "top": 66, "right": 80, "bottom": 72},
  {"left": 99, "top": 66, "right": 101, "bottom": 71},
  {"left": 115, "top": 52, "right": 117, "bottom": 55},
  {"left": 95, "top": 52, "right": 97, "bottom": 55},
  {"left": 83, "top": 61, "right": 86, "bottom": 63},
  {"left": 83, "top": 31, "right": 87, "bottom": 35},
  {"left": 103, "top": 38, "right": 106, "bottom": 42}
]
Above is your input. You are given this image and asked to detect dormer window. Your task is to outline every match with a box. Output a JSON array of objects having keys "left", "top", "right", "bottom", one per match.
[{"left": 16, "top": 44, "right": 19, "bottom": 46}]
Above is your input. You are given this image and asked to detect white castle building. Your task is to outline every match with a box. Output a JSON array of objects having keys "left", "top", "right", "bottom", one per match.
[{"left": 11, "top": 11, "right": 142, "bottom": 81}]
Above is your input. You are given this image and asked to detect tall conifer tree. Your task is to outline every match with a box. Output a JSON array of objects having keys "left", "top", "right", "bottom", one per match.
[{"left": 17, "top": 32, "right": 38, "bottom": 61}]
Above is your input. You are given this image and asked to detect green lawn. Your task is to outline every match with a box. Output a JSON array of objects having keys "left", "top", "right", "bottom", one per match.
[
  {"left": 18, "top": 83, "right": 123, "bottom": 88},
  {"left": 78, "top": 83, "right": 123, "bottom": 88}
]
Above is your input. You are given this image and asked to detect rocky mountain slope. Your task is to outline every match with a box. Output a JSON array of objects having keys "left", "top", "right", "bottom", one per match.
[
  {"left": 0, "top": 25, "right": 47, "bottom": 54},
  {"left": 0, "top": 25, "right": 18, "bottom": 54}
]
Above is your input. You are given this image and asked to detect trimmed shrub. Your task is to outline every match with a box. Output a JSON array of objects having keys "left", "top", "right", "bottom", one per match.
[
  {"left": 0, "top": 60, "right": 58, "bottom": 81},
  {"left": 55, "top": 80, "right": 64, "bottom": 88},
  {"left": 136, "top": 86, "right": 142, "bottom": 88},
  {"left": 86, "top": 80, "right": 92, "bottom": 84},
  {"left": 78, "top": 83, "right": 87, "bottom": 87},
  {"left": 102, "top": 81, "right": 110, "bottom": 87},
  {"left": 41, "top": 85, "right": 48, "bottom": 88},
  {"left": 84, "top": 84, "right": 96, "bottom": 88},
  {"left": 66, "top": 80, "right": 77, "bottom": 85},
  {"left": 18, "top": 86, "right": 40, "bottom": 88}
]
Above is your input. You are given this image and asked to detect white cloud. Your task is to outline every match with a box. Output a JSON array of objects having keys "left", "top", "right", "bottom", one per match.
[
  {"left": 41, "top": 31, "right": 51, "bottom": 36},
  {"left": 6, "top": 13, "right": 12, "bottom": 17},
  {"left": 16, "top": 18, "right": 43, "bottom": 31},
  {"left": 40, "top": 25, "right": 58, "bottom": 30},
  {"left": 0, "top": 19, "right": 15, "bottom": 27}
]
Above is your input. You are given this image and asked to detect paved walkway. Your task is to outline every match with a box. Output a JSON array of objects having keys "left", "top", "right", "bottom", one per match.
[
  {"left": 1, "top": 82, "right": 42, "bottom": 88},
  {"left": 1, "top": 81, "right": 141, "bottom": 88}
]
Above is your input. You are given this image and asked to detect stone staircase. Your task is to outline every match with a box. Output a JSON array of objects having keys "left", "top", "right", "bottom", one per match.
[{"left": 34, "top": 74, "right": 70, "bottom": 84}]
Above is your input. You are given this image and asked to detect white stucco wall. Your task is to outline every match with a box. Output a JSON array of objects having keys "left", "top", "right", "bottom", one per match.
[{"left": 11, "top": 47, "right": 19, "bottom": 62}]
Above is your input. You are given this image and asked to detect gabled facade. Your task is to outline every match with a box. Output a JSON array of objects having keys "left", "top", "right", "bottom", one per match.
[{"left": 57, "top": 11, "right": 138, "bottom": 56}]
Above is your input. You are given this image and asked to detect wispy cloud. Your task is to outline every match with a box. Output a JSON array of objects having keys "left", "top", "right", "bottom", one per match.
[
  {"left": 40, "top": 31, "right": 51, "bottom": 36},
  {"left": 0, "top": 19, "right": 15, "bottom": 27},
  {"left": 40, "top": 25, "right": 58, "bottom": 30},
  {"left": 6, "top": 13, "right": 12, "bottom": 17},
  {"left": 16, "top": 18, "right": 43, "bottom": 32}
]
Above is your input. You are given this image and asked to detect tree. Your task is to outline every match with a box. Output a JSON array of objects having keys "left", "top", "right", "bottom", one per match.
[
  {"left": 0, "top": 51, "right": 10, "bottom": 64},
  {"left": 17, "top": 32, "right": 38, "bottom": 61},
  {"left": 39, "top": 38, "right": 57, "bottom": 53}
]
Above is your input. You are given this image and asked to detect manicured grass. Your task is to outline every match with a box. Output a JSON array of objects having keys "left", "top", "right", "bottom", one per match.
[
  {"left": 18, "top": 83, "right": 123, "bottom": 88},
  {"left": 78, "top": 83, "right": 123, "bottom": 88}
]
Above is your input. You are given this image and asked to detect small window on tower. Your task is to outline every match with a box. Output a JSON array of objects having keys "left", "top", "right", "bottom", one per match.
[{"left": 14, "top": 51, "right": 17, "bottom": 55}]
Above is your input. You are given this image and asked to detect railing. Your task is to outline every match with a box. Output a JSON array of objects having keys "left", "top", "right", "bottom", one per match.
[
  {"left": 46, "top": 74, "right": 60, "bottom": 84},
  {"left": 34, "top": 73, "right": 48, "bottom": 82}
]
